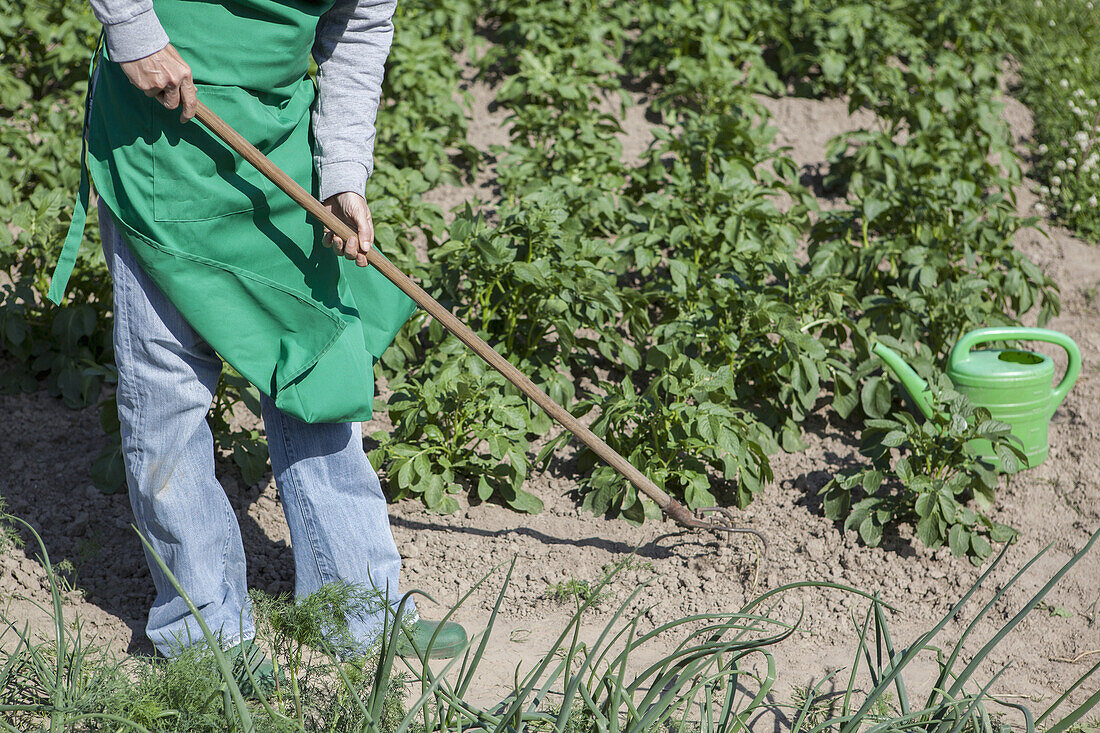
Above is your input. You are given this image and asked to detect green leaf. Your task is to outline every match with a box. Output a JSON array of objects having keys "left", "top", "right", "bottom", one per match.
[
  {"left": 863, "top": 197, "right": 890, "bottom": 224},
  {"left": 832, "top": 373, "right": 859, "bottom": 419},
  {"left": 858, "top": 515, "right": 883, "bottom": 546},
  {"left": 861, "top": 377, "right": 893, "bottom": 418},
  {"left": 914, "top": 492, "right": 935, "bottom": 519},
  {"left": 821, "top": 50, "right": 846, "bottom": 81},
  {"left": 916, "top": 515, "right": 942, "bottom": 548},
  {"left": 668, "top": 259, "right": 690, "bottom": 293},
  {"left": 620, "top": 343, "right": 641, "bottom": 372},
  {"left": 424, "top": 479, "right": 445, "bottom": 509},
  {"left": 780, "top": 421, "right": 807, "bottom": 452},
  {"left": 989, "top": 522, "right": 1017, "bottom": 543},
  {"left": 477, "top": 476, "right": 494, "bottom": 502},
  {"left": 396, "top": 458, "right": 414, "bottom": 488},
  {"left": 413, "top": 452, "right": 430, "bottom": 481},
  {"left": 822, "top": 481, "right": 851, "bottom": 520},
  {"left": 507, "top": 488, "right": 544, "bottom": 514},
  {"left": 948, "top": 523, "right": 969, "bottom": 557},
  {"left": 880, "top": 430, "right": 906, "bottom": 447},
  {"left": 969, "top": 533, "right": 992, "bottom": 561},
  {"left": 436, "top": 495, "right": 461, "bottom": 514},
  {"left": 861, "top": 469, "right": 884, "bottom": 493},
  {"left": 232, "top": 436, "right": 269, "bottom": 487},
  {"left": 91, "top": 443, "right": 126, "bottom": 495}
]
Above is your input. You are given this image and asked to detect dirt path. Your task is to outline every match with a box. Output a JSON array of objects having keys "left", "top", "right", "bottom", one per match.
[{"left": 3, "top": 76, "right": 1099, "bottom": 722}]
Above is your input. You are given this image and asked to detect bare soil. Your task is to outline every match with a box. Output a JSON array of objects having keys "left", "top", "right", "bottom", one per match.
[{"left": 3, "top": 70, "right": 1099, "bottom": 724}]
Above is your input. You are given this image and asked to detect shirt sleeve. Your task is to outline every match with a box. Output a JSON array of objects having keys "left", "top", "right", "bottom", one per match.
[
  {"left": 88, "top": 0, "right": 170, "bottom": 63},
  {"left": 312, "top": 0, "right": 398, "bottom": 201}
]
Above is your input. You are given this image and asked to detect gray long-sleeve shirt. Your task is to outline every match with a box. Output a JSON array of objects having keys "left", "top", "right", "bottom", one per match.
[{"left": 88, "top": 0, "right": 395, "bottom": 200}]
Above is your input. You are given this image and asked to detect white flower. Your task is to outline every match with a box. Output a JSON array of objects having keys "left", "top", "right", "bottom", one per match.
[
  {"left": 1073, "top": 203, "right": 1082, "bottom": 213},
  {"left": 1075, "top": 88, "right": 1086, "bottom": 98},
  {"left": 1067, "top": 157, "right": 1077, "bottom": 169},
  {"left": 1053, "top": 186, "right": 1061, "bottom": 195},
  {"left": 1093, "top": 173, "right": 1099, "bottom": 182},
  {"left": 1040, "top": 185, "right": 1051, "bottom": 194},
  {"left": 1060, "top": 79, "right": 1070, "bottom": 88},
  {"left": 1089, "top": 195, "right": 1098, "bottom": 208},
  {"left": 1057, "top": 160, "right": 1067, "bottom": 170},
  {"left": 1050, "top": 18, "right": 1056, "bottom": 25},
  {"left": 1038, "top": 143, "right": 1049, "bottom": 154},
  {"left": 1052, "top": 175, "right": 1062, "bottom": 185},
  {"left": 1035, "top": 202, "right": 1048, "bottom": 214},
  {"left": 1090, "top": 99, "right": 1099, "bottom": 108}
]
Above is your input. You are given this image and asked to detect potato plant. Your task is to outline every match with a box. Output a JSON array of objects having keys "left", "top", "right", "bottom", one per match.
[
  {"left": 1, "top": 0, "right": 1073, "bottom": 558},
  {"left": 371, "top": 342, "right": 543, "bottom": 514},
  {"left": 820, "top": 374, "right": 1026, "bottom": 563},
  {"left": 375, "top": 3, "right": 479, "bottom": 187},
  {"left": 539, "top": 361, "right": 773, "bottom": 522},
  {"left": 430, "top": 194, "right": 644, "bottom": 383}
]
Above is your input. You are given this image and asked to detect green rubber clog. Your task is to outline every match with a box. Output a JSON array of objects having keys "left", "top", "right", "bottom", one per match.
[
  {"left": 394, "top": 620, "right": 468, "bottom": 660},
  {"left": 226, "top": 639, "right": 284, "bottom": 699}
]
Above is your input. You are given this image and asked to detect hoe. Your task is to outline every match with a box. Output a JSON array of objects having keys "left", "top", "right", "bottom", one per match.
[{"left": 195, "top": 101, "right": 765, "bottom": 547}]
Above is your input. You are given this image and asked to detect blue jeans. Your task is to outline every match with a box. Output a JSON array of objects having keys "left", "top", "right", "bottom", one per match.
[{"left": 100, "top": 204, "right": 411, "bottom": 655}]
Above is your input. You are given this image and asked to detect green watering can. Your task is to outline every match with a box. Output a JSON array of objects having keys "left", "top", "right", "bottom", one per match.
[{"left": 872, "top": 327, "right": 1081, "bottom": 470}]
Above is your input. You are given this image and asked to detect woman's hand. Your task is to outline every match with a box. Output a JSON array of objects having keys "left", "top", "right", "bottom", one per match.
[
  {"left": 120, "top": 43, "right": 197, "bottom": 123},
  {"left": 322, "top": 192, "right": 373, "bottom": 267}
]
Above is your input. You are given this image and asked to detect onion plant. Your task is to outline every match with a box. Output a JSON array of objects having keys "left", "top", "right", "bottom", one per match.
[{"left": 1, "top": 516, "right": 1098, "bottom": 732}]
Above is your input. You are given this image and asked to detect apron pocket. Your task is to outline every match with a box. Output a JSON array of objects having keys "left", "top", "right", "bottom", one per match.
[{"left": 152, "top": 84, "right": 289, "bottom": 222}]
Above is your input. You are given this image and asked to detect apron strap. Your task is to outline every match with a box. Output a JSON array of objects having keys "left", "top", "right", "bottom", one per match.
[
  {"left": 47, "top": 35, "right": 103, "bottom": 306},
  {"left": 46, "top": 139, "right": 90, "bottom": 305}
]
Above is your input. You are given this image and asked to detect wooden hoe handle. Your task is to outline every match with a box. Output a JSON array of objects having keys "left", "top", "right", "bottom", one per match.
[{"left": 194, "top": 101, "right": 707, "bottom": 530}]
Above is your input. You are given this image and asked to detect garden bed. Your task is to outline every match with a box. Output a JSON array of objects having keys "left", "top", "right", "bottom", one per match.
[{"left": 3, "top": 77, "right": 1098, "bottom": 720}]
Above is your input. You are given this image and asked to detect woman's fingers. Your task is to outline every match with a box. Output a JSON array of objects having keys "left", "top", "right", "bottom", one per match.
[
  {"left": 351, "top": 204, "right": 374, "bottom": 254},
  {"left": 324, "top": 232, "right": 361, "bottom": 263},
  {"left": 121, "top": 44, "right": 195, "bottom": 122},
  {"left": 343, "top": 235, "right": 359, "bottom": 259},
  {"left": 320, "top": 193, "right": 374, "bottom": 267},
  {"left": 158, "top": 83, "right": 180, "bottom": 110},
  {"left": 178, "top": 77, "right": 198, "bottom": 122}
]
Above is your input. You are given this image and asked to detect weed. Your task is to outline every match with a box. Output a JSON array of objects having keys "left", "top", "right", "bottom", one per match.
[
  {"left": 546, "top": 578, "right": 605, "bottom": 606},
  {"left": 1061, "top": 716, "right": 1100, "bottom": 733},
  {"left": 789, "top": 683, "right": 840, "bottom": 729},
  {"left": 547, "top": 555, "right": 658, "bottom": 606},
  {"left": 1037, "top": 601, "right": 1075, "bottom": 618},
  {"left": 0, "top": 496, "right": 22, "bottom": 553},
  {"left": 1082, "top": 280, "right": 1099, "bottom": 306}
]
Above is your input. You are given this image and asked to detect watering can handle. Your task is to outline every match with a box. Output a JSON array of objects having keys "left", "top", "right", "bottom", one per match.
[{"left": 949, "top": 327, "right": 1081, "bottom": 412}]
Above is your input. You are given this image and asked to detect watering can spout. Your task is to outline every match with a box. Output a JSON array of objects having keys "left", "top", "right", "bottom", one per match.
[{"left": 871, "top": 342, "right": 936, "bottom": 420}]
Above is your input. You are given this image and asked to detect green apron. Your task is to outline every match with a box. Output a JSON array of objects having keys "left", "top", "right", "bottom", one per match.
[{"left": 51, "top": 0, "right": 415, "bottom": 423}]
